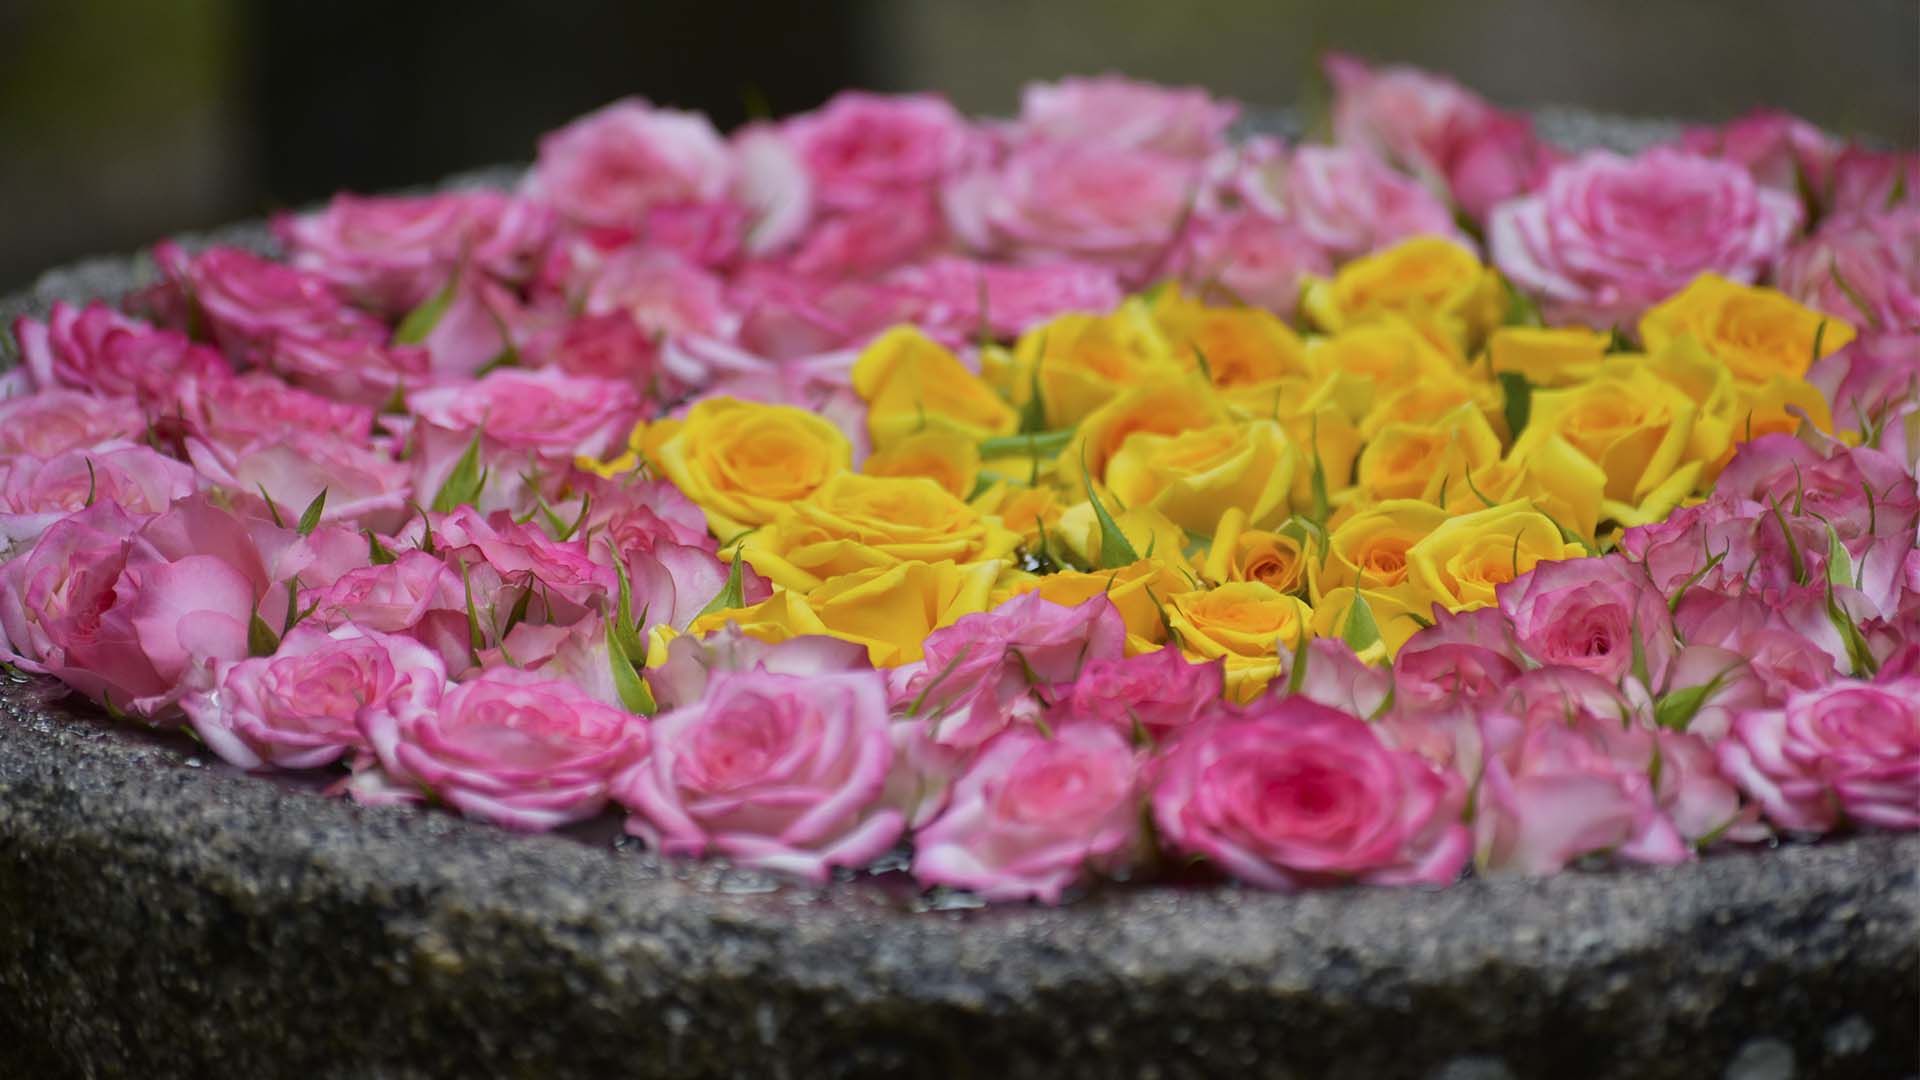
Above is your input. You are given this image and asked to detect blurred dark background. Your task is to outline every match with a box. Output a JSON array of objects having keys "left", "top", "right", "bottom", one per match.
[{"left": 2, "top": 0, "right": 1915, "bottom": 291}]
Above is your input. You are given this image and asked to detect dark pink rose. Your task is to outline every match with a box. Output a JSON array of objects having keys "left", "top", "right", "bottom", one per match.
[
  {"left": 1171, "top": 210, "right": 1331, "bottom": 317},
  {"left": 406, "top": 367, "right": 641, "bottom": 511},
  {"left": 1016, "top": 75, "right": 1236, "bottom": 158},
  {"left": 783, "top": 92, "right": 971, "bottom": 212},
  {"left": 275, "top": 189, "right": 554, "bottom": 314},
  {"left": 528, "top": 98, "right": 732, "bottom": 231},
  {"left": 641, "top": 200, "right": 749, "bottom": 267},
  {"left": 1151, "top": 696, "right": 1471, "bottom": 890},
  {"left": 1497, "top": 555, "right": 1675, "bottom": 687},
  {"left": 913, "top": 721, "right": 1143, "bottom": 902},
  {"left": 1678, "top": 109, "right": 1842, "bottom": 202},
  {"left": 153, "top": 242, "right": 380, "bottom": 357},
  {"left": 1059, "top": 646, "right": 1224, "bottom": 743},
  {"left": 430, "top": 506, "right": 614, "bottom": 628},
  {"left": 0, "top": 443, "right": 197, "bottom": 560},
  {"left": 184, "top": 428, "right": 411, "bottom": 534},
  {"left": 1828, "top": 148, "right": 1920, "bottom": 216},
  {"left": 1488, "top": 149, "right": 1802, "bottom": 329},
  {"left": 356, "top": 666, "right": 648, "bottom": 831},
  {"left": 0, "top": 389, "right": 145, "bottom": 460},
  {"left": 268, "top": 322, "right": 432, "bottom": 408},
  {"left": 180, "top": 623, "right": 446, "bottom": 771},
  {"left": 1439, "top": 110, "right": 1561, "bottom": 224},
  {"left": 883, "top": 255, "right": 1124, "bottom": 343},
  {"left": 12, "top": 301, "right": 228, "bottom": 404},
  {"left": 614, "top": 668, "right": 901, "bottom": 881},
  {"left": 522, "top": 311, "right": 663, "bottom": 390},
  {"left": 1718, "top": 677, "right": 1920, "bottom": 832},
  {"left": 730, "top": 268, "right": 916, "bottom": 359},
  {"left": 1776, "top": 209, "right": 1920, "bottom": 332},
  {"left": 165, "top": 370, "right": 377, "bottom": 450}
]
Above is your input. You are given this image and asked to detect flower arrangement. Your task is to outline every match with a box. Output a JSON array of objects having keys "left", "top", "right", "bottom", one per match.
[{"left": 2, "top": 56, "right": 1915, "bottom": 905}]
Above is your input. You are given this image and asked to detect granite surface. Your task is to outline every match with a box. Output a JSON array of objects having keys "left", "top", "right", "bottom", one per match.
[{"left": 1, "top": 113, "right": 1916, "bottom": 1079}]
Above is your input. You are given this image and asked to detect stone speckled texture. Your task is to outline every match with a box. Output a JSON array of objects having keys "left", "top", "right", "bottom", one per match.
[{"left": 0, "top": 115, "right": 1915, "bottom": 1079}]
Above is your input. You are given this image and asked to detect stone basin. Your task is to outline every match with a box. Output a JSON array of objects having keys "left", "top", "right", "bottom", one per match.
[{"left": 1, "top": 110, "right": 1916, "bottom": 1079}]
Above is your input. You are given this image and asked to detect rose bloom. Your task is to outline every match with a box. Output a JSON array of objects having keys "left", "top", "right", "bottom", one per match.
[
  {"left": 782, "top": 192, "right": 947, "bottom": 278},
  {"left": 1170, "top": 210, "right": 1332, "bottom": 318},
  {"left": 298, "top": 550, "right": 473, "bottom": 674},
  {"left": 1496, "top": 555, "right": 1675, "bottom": 687},
  {"left": 429, "top": 506, "right": 615, "bottom": 626},
  {"left": 913, "top": 721, "right": 1144, "bottom": 903},
  {"left": 1016, "top": 75, "right": 1236, "bottom": 157},
  {"left": 527, "top": 97, "right": 733, "bottom": 231},
  {"left": 152, "top": 242, "right": 386, "bottom": 359},
  {"left": 1488, "top": 149, "right": 1802, "bottom": 329},
  {"left": 1678, "top": 108, "right": 1842, "bottom": 199},
  {"left": 13, "top": 301, "right": 230, "bottom": 405},
  {"left": 1717, "top": 676, "right": 1920, "bottom": 833},
  {"left": 275, "top": 189, "right": 554, "bottom": 314},
  {"left": 180, "top": 623, "right": 447, "bottom": 771},
  {"left": 1808, "top": 333, "right": 1920, "bottom": 437},
  {"left": 1152, "top": 696, "right": 1472, "bottom": 890},
  {"left": 882, "top": 255, "right": 1124, "bottom": 344},
  {"left": 356, "top": 666, "right": 648, "bottom": 831},
  {"left": 1776, "top": 209, "right": 1920, "bottom": 333},
  {"left": 1058, "top": 646, "right": 1224, "bottom": 742},
  {"left": 184, "top": 428, "right": 411, "bottom": 534},
  {"left": 0, "top": 443, "right": 198, "bottom": 560},
  {"left": 1828, "top": 147, "right": 1920, "bottom": 216},
  {"left": 613, "top": 668, "right": 903, "bottom": 882},
  {"left": 580, "top": 247, "right": 740, "bottom": 346},
  {"left": 1282, "top": 145, "right": 1464, "bottom": 259},
  {"left": 0, "top": 389, "right": 145, "bottom": 460},
  {"left": 782, "top": 91, "right": 971, "bottom": 212}
]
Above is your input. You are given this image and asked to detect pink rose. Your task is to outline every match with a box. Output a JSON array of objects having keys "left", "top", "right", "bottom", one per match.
[
  {"left": 429, "top": 506, "right": 614, "bottom": 628},
  {"left": 1678, "top": 109, "right": 1842, "bottom": 201},
  {"left": 528, "top": 98, "right": 732, "bottom": 232},
  {"left": 580, "top": 247, "right": 740, "bottom": 347},
  {"left": 729, "top": 268, "right": 916, "bottom": 359},
  {"left": 1496, "top": 555, "right": 1675, "bottom": 687},
  {"left": 180, "top": 623, "right": 446, "bottom": 771},
  {"left": 1283, "top": 146, "right": 1465, "bottom": 258},
  {"left": 275, "top": 189, "right": 554, "bottom": 314},
  {"left": 782, "top": 92, "right": 971, "bottom": 212},
  {"left": 153, "top": 243, "right": 380, "bottom": 358},
  {"left": 1438, "top": 111, "right": 1561, "bottom": 224},
  {"left": 267, "top": 322, "right": 432, "bottom": 407},
  {"left": 1496, "top": 667, "right": 1645, "bottom": 729},
  {"left": 640, "top": 200, "right": 749, "bottom": 267},
  {"left": 1016, "top": 75, "right": 1236, "bottom": 158},
  {"left": 183, "top": 428, "right": 411, "bottom": 533},
  {"left": 299, "top": 550, "right": 473, "bottom": 673},
  {"left": 589, "top": 502, "right": 765, "bottom": 633},
  {"left": 522, "top": 311, "right": 662, "bottom": 389},
  {"left": 165, "top": 370, "right": 377, "bottom": 450},
  {"left": 1171, "top": 210, "right": 1331, "bottom": 317},
  {"left": 647, "top": 624, "right": 871, "bottom": 713},
  {"left": 1776, "top": 209, "right": 1920, "bottom": 332},
  {"left": 1151, "top": 696, "right": 1472, "bottom": 890},
  {"left": 356, "top": 666, "right": 648, "bottom": 831},
  {"left": 904, "top": 592, "right": 1128, "bottom": 750},
  {"left": 912, "top": 721, "right": 1143, "bottom": 903},
  {"left": 1391, "top": 606, "right": 1525, "bottom": 710},
  {"left": 883, "top": 256, "right": 1124, "bottom": 344},
  {"left": 1279, "top": 637, "right": 1395, "bottom": 719},
  {"left": 1808, "top": 333, "right": 1920, "bottom": 434},
  {"left": 12, "top": 301, "right": 229, "bottom": 404},
  {"left": 1059, "top": 646, "right": 1224, "bottom": 742},
  {"left": 1717, "top": 677, "right": 1920, "bottom": 833},
  {"left": 783, "top": 192, "right": 946, "bottom": 278},
  {"left": 613, "top": 668, "right": 902, "bottom": 881},
  {"left": 1828, "top": 148, "right": 1920, "bottom": 216},
  {"left": 944, "top": 141, "right": 1200, "bottom": 281},
  {"left": 406, "top": 367, "right": 641, "bottom": 511},
  {"left": 1672, "top": 590, "right": 1841, "bottom": 701},
  {"left": 1324, "top": 52, "right": 1493, "bottom": 186},
  {"left": 0, "top": 389, "right": 145, "bottom": 460},
  {"left": 1488, "top": 149, "right": 1802, "bottom": 329},
  {"left": 729, "top": 125, "right": 814, "bottom": 257},
  {"left": 0, "top": 443, "right": 197, "bottom": 560}
]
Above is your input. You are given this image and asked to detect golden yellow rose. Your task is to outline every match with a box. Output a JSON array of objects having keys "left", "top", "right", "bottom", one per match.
[
  {"left": 1312, "top": 586, "right": 1424, "bottom": 658},
  {"left": 1057, "top": 373, "right": 1230, "bottom": 490},
  {"left": 1438, "top": 435, "right": 1609, "bottom": 544},
  {"left": 1487, "top": 325, "right": 1612, "bottom": 388},
  {"left": 1200, "top": 507, "right": 1309, "bottom": 595},
  {"left": 692, "top": 559, "right": 1002, "bottom": 667},
  {"left": 970, "top": 482, "right": 1065, "bottom": 548},
  {"left": 1358, "top": 372, "right": 1505, "bottom": 439},
  {"left": 991, "top": 302, "right": 1177, "bottom": 428},
  {"left": 861, "top": 429, "right": 981, "bottom": 499},
  {"left": 1639, "top": 273, "right": 1855, "bottom": 386},
  {"left": 1316, "top": 499, "right": 1451, "bottom": 602},
  {"left": 1300, "top": 237, "right": 1503, "bottom": 351},
  {"left": 1355, "top": 403, "right": 1503, "bottom": 502},
  {"left": 1165, "top": 582, "right": 1313, "bottom": 701},
  {"left": 641, "top": 397, "right": 853, "bottom": 539},
  {"left": 1148, "top": 285, "right": 1314, "bottom": 389},
  {"left": 852, "top": 326, "right": 1018, "bottom": 447},
  {"left": 1405, "top": 500, "right": 1587, "bottom": 612},
  {"left": 1511, "top": 366, "right": 1708, "bottom": 524},
  {"left": 740, "top": 473, "right": 1019, "bottom": 592},
  {"left": 1053, "top": 500, "right": 1191, "bottom": 573},
  {"left": 1304, "top": 323, "right": 1476, "bottom": 424},
  {"left": 1104, "top": 418, "right": 1297, "bottom": 534}
]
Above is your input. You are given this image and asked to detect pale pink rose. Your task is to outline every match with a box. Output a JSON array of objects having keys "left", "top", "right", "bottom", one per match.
[
  {"left": 430, "top": 506, "right": 614, "bottom": 627},
  {"left": 588, "top": 502, "right": 766, "bottom": 633},
  {"left": 0, "top": 389, "right": 145, "bottom": 460},
  {"left": 1278, "top": 638, "right": 1395, "bottom": 719},
  {"left": 729, "top": 268, "right": 917, "bottom": 360},
  {"left": 414, "top": 274, "right": 525, "bottom": 377},
  {"left": 1617, "top": 497, "right": 1757, "bottom": 594},
  {"left": 1679, "top": 109, "right": 1841, "bottom": 202},
  {"left": 406, "top": 367, "right": 641, "bottom": 511},
  {"left": 0, "top": 443, "right": 197, "bottom": 560},
  {"left": 1473, "top": 707, "right": 1691, "bottom": 875},
  {"left": 1828, "top": 148, "right": 1920, "bottom": 216},
  {"left": 1717, "top": 677, "right": 1920, "bottom": 833},
  {"left": 12, "top": 301, "right": 228, "bottom": 404},
  {"left": 782, "top": 92, "right": 971, "bottom": 212},
  {"left": 275, "top": 189, "right": 554, "bottom": 314},
  {"left": 0, "top": 496, "right": 304, "bottom": 717},
  {"left": 614, "top": 668, "right": 902, "bottom": 881},
  {"left": 912, "top": 721, "right": 1143, "bottom": 903},
  {"left": 528, "top": 98, "right": 733, "bottom": 231},
  {"left": 1656, "top": 644, "right": 1772, "bottom": 741},
  {"left": 729, "top": 125, "right": 814, "bottom": 257},
  {"left": 356, "top": 666, "right": 648, "bottom": 830},
  {"left": 1152, "top": 697, "right": 1472, "bottom": 890},
  {"left": 1391, "top": 606, "right": 1525, "bottom": 711},
  {"left": 581, "top": 247, "right": 740, "bottom": 345},
  {"left": 180, "top": 623, "right": 446, "bottom": 771},
  {"left": 1016, "top": 75, "right": 1236, "bottom": 158},
  {"left": 640, "top": 200, "right": 749, "bottom": 267},
  {"left": 1497, "top": 555, "right": 1675, "bottom": 687},
  {"left": 647, "top": 624, "right": 871, "bottom": 713},
  {"left": 1653, "top": 727, "right": 1767, "bottom": 845},
  {"left": 1323, "top": 51, "right": 1493, "bottom": 186},
  {"left": 1058, "top": 646, "right": 1225, "bottom": 743},
  {"left": 1488, "top": 149, "right": 1803, "bottom": 329},
  {"left": 299, "top": 550, "right": 472, "bottom": 673},
  {"left": 152, "top": 242, "right": 382, "bottom": 358},
  {"left": 784, "top": 192, "right": 946, "bottom": 278},
  {"left": 1284, "top": 146, "right": 1465, "bottom": 258},
  {"left": 1809, "top": 334, "right": 1920, "bottom": 433},
  {"left": 882, "top": 255, "right": 1125, "bottom": 344},
  {"left": 164, "top": 370, "right": 376, "bottom": 450},
  {"left": 183, "top": 428, "right": 411, "bottom": 533},
  {"left": 1776, "top": 209, "right": 1920, "bottom": 332},
  {"left": 1672, "top": 590, "right": 1841, "bottom": 702},
  {"left": 905, "top": 592, "right": 1128, "bottom": 750},
  {"left": 944, "top": 141, "right": 1201, "bottom": 280},
  {"left": 1171, "top": 210, "right": 1332, "bottom": 317},
  {"left": 1496, "top": 667, "right": 1646, "bottom": 729},
  {"left": 576, "top": 472, "right": 713, "bottom": 550}
]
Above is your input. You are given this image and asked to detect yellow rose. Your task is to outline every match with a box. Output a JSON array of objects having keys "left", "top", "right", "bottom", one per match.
[
  {"left": 740, "top": 473, "right": 1019, "bottom": 592},
  {"left": 970, "top": 482, "right": 1065, "bottom": 548},
  {"left": 862, "top": 429, "right": 981, "bottom": 499},
  {"left": 1057, "top": 373, "right": 1230, "bottom": 490},
  {"left": 1300, "top": 237, "right": 1503, "bottom": 352},
  {"left": 993, "top": 302, "right": 1177, "bottom": 427},
  {"left": 1487, "top": 326, "right": 1612, "bottom": 388},
  {"left": 1355, "top": 403, "right": 1503, "bottom": 502},
  {"left": 1201, "top": 507, "right": 1309, "bottom": 594},
  {"left": 641, "top": 397, "right": 853, "bottom": 539},
  {"left": 1728, "top": 376, "right": 1837, "bottom": 457},
  {"left": 1440, "top": 435, "right": 1609, "bottom": 543},
  {"left": 1165, "top": 582, "right": 1313, "bottom": 701},
  {"left": 1405, "top": 500, "right": 1588, "bottom": 613},
  {"left": 1639, "top": 273, "right": 1855, "bottom": 386},
  {"left": 694, "top": 560, "right": 1002, "bottom": 667},
  {"left": 1053, "top": 500, "right": 1192, "bottom": 573},
  {"left": 1359, "top": 372, "right": 1505, "bottom": 439},
  {"left": 852, "top": 326, "right": 1018, "bottom": 447},
  {"left": 1304, "top": 323, "right": 1475, "bottom": 423},
  {"left": 1316, "top": 499, "right": 1451, "bottom": 603},
  {"left": 688, "top": 589, "right": 831, "bottom": 648},
  {"left": 1511, "top": 366, "right": 1707, "bottom": 523},
  {"left": 1103, "top": 418, "right": 1297, "bottom": 534},
  {"left": 1148, "top": 285, "right": 1314, "bottom": 389},
  {"left": 1313, "top": 586, "right": 1424, "bottom": 658},
  {"left": 1000, "top": 560, "right": 1189, "bottom": 653}
]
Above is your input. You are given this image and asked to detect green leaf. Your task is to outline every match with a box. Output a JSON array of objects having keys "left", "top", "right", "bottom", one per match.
[
  {"left": 1191, "top": 344, "right": 1215, "bottom": 383},
  {"left": 256, "top": 483, "right": 285, "bottom": 528},
  {"left": 394, "top": 268, "right": 461, "bottom": 345},
  {"left": 1502, "top": 276, "right": 1543, "bottom": 327},
  {"left": 1827, "top": 589, "right": 1880, "bottom": 678},
  {"left": 430, "top": 429, "right": 487, "bottom": 513},
  {"left": 83, "top": 459, "right": 97, "bottom": 508},
  {"left": 606, "top": 619, "right": 657, "bottom": 715},
  {"left": 460, "top": 561, "right": 486, "bottom": 660},
  {"left": 296, "top": 489, "right": 328, "bottom": 537},
  {"left": 1498, "top": 372, "right": 1532, "bottom": 441},
  {"left": 248, "top": 610, "right": 282, "bottom": 657},
  {"left": 1019, "top": 336, "right": 1049, "bottom": 434},
  {"left": 1628, "top": 611, "right": 1652, "bottom": 689},
  {"left": 1810, "top": 319, "right": 1828, "bottom": 368},
  {"left": 1604, "top": 326, "right": 1634, "bottom": 354},
  {"left": 1824, "top": 522, "right": 1853, "bottom": 589},
  {"left": 978, "top": 428, "right": 1075, "bottom": 458},
  {"left": 1308, "top": 413, "right": 1331, "bottom": 523},
  {"left": 364, "top": 528, "right": 398, "bottom": 566},
  {"left": 907, "top": 642, "right": 975, "bottom": 717},
  {"left": 606, "top": 538, "right": 649, "bottom": 662},
  {"left": 1080, "top": 450, "right": 1140, "bottom": 570},
  {"left": 696, "top": 550, "right": 749, "bottom": 619},
  {"left": 1827, "top": 259, "right": 1883, "bottom": 330},
  {"left": 1339, "top": 594, "right": 1383, "bottom": 653},
  {"left": 1666, "top": 548, "right": 1728, "bottom": 612},
  {"left": 1654, "top": 669, "right": 1733, "bottom": 732},
  {"left": 1766, "top": 495, "right": 1807, "bottom": 585},
  {"left": 1285, "top": 624, "right": 1312, "bottom": 695}
]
